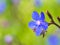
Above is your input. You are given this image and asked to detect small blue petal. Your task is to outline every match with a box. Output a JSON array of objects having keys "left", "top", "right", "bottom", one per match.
[
  {"left": 35, "top": 26, "right": 42, "bottom": 36},
  {"left": 48, "top": 35, "right": 59, "bottom": 45},
  {"left": 41, "top": 21, "right": 48, "bottom": 30},
  {"left": 40, "top": 12, "right": 45, "bottom": 21},
  {"left": 0, "top": 1, "right": 6, "bottom": 13},
  {"left": 29, "top": 21, "right": 37, "bottom": 29},
  {"left": 32, "top": 11, "right": 39, "bottom": 20}
]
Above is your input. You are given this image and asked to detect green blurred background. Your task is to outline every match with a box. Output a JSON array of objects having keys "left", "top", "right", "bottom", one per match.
[{"left": 0, "top": 0, "right": 60, "bottom": 45}]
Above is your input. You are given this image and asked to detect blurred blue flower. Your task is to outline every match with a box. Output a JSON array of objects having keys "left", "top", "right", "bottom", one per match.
[
  {"left": 34, "top": 0, "right": 42, "bottom": 7},
  {"left": 48, "top": 35, "right": 59, "bottom": 45},
  {"left": 28, "top": 11, "right": 48, "bottom": 36},
  {"left": 0, "top": 0, "right": 6, "bottom": 13},
  {"left": 4, "top": 35, "right": 13, "bottom": 43},
  {"left": 57, "top": 0, "right": 60, "bottom": 4}
]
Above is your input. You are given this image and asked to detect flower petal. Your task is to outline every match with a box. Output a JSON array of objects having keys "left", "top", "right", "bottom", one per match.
[
  {"left": 48, "top": 35, "right": 59, "bottom": 45},
  {"left": 40, "top": 12, "right": 45, "bottom": 21},
  {"left": 41, "top": 21, "right": 48, "bottom": 30},
  {"left": 35, "top": 26, "right": 42, "bottom": 36},
  {"left": 32, "top": 11, "right": 39, "bottom": 20},
  {"left": 28, "top": 21, "right": 37, "bottom": 29}
]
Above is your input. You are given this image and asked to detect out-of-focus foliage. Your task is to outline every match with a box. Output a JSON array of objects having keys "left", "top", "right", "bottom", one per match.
[{"left": 0, "top": 0, "right": 60, "bottom": 45}]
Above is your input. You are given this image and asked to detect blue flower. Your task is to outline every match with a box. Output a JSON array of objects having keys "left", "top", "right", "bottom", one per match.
[
  {"left": 28, "top": 11, "right": 48, "bottom": 36},
  {"left": 48, "top": 35, "right": 59, "bottom": 45},
  {"left": 0, "top": 0, "right": 6, "bottom": 13}
]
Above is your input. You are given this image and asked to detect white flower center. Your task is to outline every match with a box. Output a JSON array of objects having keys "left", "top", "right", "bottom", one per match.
[{"left": 36, "top": 20, "right": 41, "bottom": 25}]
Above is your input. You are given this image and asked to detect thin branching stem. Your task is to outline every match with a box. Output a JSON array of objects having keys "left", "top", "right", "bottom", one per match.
[{"left": 46, "top": 10, "right": 60, "bottom": 28}]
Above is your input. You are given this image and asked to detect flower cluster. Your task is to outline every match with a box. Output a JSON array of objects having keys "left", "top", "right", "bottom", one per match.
[{"left": 28, "top": 11, "right": 48, "bottom": 36}]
